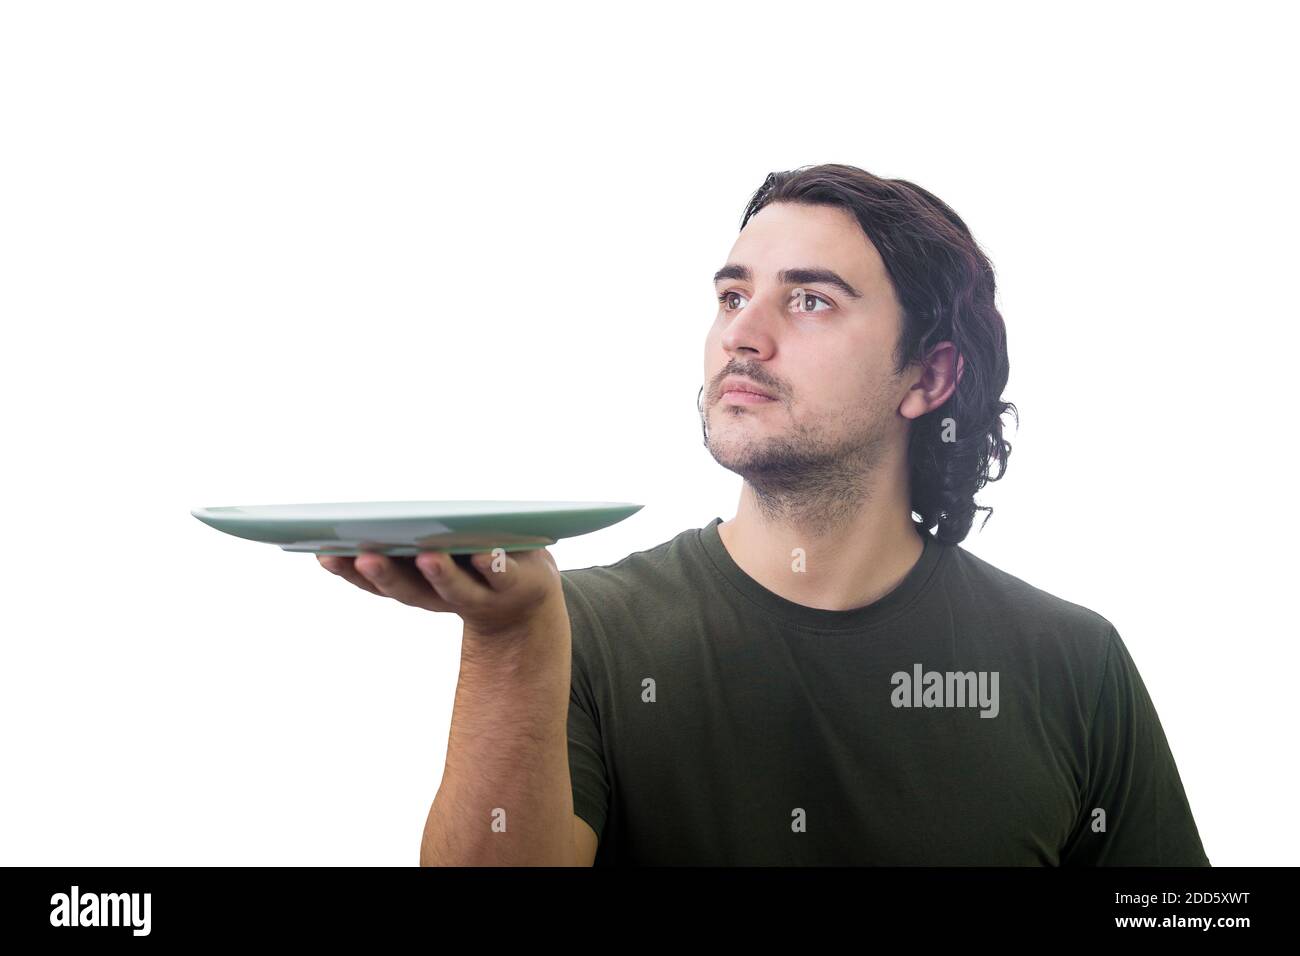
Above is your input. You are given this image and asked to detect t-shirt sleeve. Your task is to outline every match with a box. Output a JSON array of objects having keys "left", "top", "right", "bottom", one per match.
[
  {"left": 568, "top": 685, "right": 609, "bottom": 841},
  {"left": 1060, "top": 626, "right": 1210, "bottom": 866},
  {"left": 561, "top": 574, "right": 611, "bottom": 843}
]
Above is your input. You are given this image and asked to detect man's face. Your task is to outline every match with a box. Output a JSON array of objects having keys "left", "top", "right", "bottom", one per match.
[{"left": 702, "top": 201, "right": 913, "bottom": 491}]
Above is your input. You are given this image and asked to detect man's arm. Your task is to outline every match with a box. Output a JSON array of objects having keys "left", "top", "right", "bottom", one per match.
[
  {"left": 420, "top": 601, "right": 591, "bottom": 866},
  {"left": 317, "top": 543, "right": 592, "bottom": 866},
  {"left": 1060, "top": 627, "right": 1209, "bottom": 865}
]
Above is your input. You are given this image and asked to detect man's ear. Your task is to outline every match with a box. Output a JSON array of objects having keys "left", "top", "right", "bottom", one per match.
[{"left": 899, "top": 342, "right": 963, "bottom": 421}]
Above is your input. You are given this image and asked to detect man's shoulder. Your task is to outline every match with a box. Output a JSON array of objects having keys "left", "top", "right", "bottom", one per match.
[
  {"left": 941, "top": 541, "right": 1117, "bottom": 647},
  {"left": 559, "top": 524, "right": 705, "bottom": 621},
  {"left": 560, "top": 525, "right": 700, "bottom": 589}
]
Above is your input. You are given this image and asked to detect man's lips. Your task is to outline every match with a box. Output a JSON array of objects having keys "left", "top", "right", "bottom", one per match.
[{"left": 718, "top": 377, "right": 778, "bottom": 404}]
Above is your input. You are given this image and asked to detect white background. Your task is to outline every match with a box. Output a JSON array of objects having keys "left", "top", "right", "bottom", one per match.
[{"left": 1, "top": 0, "right": 1294, "bottom": 865}]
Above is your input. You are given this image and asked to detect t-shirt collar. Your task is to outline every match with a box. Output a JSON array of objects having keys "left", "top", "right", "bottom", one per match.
[{"left": 696, "top": 515, "right": 945, "bottom": 631}]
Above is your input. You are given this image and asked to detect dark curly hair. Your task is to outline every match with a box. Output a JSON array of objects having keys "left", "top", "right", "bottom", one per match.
[{"left": 738, "top": 163, "right": 1017, "bottom": 545}]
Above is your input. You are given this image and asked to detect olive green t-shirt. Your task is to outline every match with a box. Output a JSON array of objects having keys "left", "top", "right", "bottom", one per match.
[{"left": 560, "top": 517, "right": 1209, "bottom": 866}]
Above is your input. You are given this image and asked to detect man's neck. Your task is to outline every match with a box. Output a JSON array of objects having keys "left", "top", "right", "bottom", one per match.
[{"left": 716, "top": 477, "right": 925, "bottom": 613}]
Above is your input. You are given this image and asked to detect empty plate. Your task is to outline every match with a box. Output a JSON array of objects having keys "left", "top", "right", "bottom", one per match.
[{"left": 191, "top": 500, "right": 643, "bottom": 555}]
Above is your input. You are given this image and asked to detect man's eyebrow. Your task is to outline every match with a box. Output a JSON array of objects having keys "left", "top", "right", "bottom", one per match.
[{"left": 712, "top": 263, "right": 863, "bottom": 300}]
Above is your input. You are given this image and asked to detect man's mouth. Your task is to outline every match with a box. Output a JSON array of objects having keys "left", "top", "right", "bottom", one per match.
[
  {"left": 718, "top": 376, "right": 777, "bottom": 404},
  {"left": 720, "top": 388, "right": 776, "bottom": 405}
]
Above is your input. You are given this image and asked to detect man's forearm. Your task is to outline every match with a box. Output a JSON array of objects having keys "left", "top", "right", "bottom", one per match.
[{"left": 420, "top": 607, "right": 578, "bottom": 866}]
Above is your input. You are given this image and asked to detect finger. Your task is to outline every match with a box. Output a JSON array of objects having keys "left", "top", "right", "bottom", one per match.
[
  {"left": 415, "top": 551, "right": 494, "bottom": 606},
  {"left": 505, "top": 546, "right": 560, "bottom": 582},
  {"left": 462, "top": 549, "right": 526, "bottom": 593},
  {"left": 355, "top": 553, "right": 456, "bottom": 612},
  {"left": 318, "top": 554, "right": 385, "bottom": 596}
]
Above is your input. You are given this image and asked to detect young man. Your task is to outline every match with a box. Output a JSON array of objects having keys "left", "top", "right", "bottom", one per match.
[
  {"left": 325, "top": 164, "right": 1209, "bottom": 867},
  {"left": 560, "top": 165, "right": 1208, "bottom": 866}
]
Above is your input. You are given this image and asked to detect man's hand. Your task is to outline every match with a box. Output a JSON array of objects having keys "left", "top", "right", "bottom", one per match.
[{"left": 317, "top": 547, "right": 564, "bottom": 639}]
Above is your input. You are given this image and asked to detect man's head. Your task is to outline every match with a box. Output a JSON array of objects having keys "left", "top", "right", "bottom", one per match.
[{"left": 700, "top": 164, "right": 1016, "bottom": 545}]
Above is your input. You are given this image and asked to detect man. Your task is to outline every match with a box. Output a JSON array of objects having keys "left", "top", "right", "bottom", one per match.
[{"left": 322, "top": 164, "right": 1209, "bottom": 867}]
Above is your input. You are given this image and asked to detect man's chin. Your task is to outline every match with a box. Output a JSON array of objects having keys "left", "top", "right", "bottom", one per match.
[{"left": 706, "top": 442, "right": 778, "bottom": 476}]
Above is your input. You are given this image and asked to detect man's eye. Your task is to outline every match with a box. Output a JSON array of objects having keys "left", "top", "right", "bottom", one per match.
[
  {"left": 716, "top": 289, "right": 833, "bottom": 313},
  {"left": 790, "top": 289, "right": 833, "bottom": 313}
]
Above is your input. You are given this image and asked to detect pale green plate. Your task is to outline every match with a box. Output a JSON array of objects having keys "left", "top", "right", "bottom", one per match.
[{"left": 191, "top": 500, "right": 643, "bottom": 556}]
